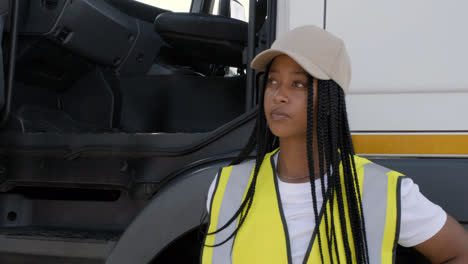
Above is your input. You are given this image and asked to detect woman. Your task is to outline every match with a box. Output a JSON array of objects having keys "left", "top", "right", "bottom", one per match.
[{"left": 201, "top": 25, "right": 468, "bottom": 263}]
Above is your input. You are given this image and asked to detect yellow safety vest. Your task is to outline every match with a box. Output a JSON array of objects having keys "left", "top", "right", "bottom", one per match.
[{"left": 202, "top": 149, "right": 404, "bottom": 264}]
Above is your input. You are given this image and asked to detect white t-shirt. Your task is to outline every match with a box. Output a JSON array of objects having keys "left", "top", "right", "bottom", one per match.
[{"left": 206, "top": 153, "right": 447, "bottom": 264}]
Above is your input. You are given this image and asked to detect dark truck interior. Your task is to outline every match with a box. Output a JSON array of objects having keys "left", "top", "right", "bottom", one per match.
[
  {"left": 0, "top": 0, "right": 455, "bottom": 263},
  {"left": 0, "top": 0, "right": 271, "bottom": 263},
  {"left": 2, "top": 0, "right": 250, "bottom": 134}
]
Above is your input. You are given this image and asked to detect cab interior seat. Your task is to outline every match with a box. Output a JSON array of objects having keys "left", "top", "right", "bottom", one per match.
[
  {"left": 2, "top": 1, "right": 253, "bottom": 134},
  {"left": 117, "top": 12, "right": 249, "bottom": 133}
]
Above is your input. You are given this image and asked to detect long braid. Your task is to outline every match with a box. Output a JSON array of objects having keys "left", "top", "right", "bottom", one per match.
[
  {"left": 337, "top": 94, "right": 363, "bottom": 262},
  {"left": 327, "top": 83, "right": 353, "bottom": 263},
  {"left": 204, "top": 115, "right": 266, "bottom": 247},
  {"left": 230, "top": 70, "right": 268, "bottom": 166},
  {"left": 230, "top": 117, "right": 258, "bottom": 165},
  {"left": 314, "top": 79, "right": 334, "bottom": 263},
  {"left": 306, "top": 77, "right": 325, "bottom": 263},
  {"left": 319, "top": 81, "right": 341, "bottom": 263},
  {"left": 322, "top": 81, "right": 369, "bottom": 263},
  {"left": 339, "top": 90, "right": 370, "bottom": 263},
  {"left": 204, "top": 66, "right": 273, "bottom": 247}
]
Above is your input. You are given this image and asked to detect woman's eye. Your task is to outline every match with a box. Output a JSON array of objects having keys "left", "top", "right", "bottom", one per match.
[
  {"left": 293, "top": 81, "right": 305, "bottom": 88},
  {"left": 267, "top": 78, "right": 278, "bottom": 85}
]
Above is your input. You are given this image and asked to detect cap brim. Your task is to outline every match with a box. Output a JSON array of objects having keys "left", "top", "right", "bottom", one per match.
[{"left": 250, "top": 49, "right": 330, "bottom": 81}]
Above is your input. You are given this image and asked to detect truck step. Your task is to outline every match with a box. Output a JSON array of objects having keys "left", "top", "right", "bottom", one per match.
[{"left": 0, "top": 227, "right": 120, "bottom": 264}]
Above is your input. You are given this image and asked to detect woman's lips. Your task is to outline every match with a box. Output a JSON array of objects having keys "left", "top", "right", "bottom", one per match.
[{"left": 270, "top": 109, "right": 290, "bottom": 120}]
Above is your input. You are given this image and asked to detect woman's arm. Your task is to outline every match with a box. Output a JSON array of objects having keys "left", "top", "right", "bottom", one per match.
[{"left": 413, "top": 214, "right": 468, "bottom": 263}]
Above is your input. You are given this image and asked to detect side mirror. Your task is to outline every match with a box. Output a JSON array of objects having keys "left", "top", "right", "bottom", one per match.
[{"left": 230, "top": 0, "right": 246, "bottom": 22}]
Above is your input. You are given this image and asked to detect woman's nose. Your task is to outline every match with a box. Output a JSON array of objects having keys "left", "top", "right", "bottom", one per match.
[{"left": 273, "top": 85, "right": 288, "bottom": 104}]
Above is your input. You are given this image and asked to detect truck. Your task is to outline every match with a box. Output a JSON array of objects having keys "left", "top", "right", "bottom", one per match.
[{"left": 0, "top": 0, "right": 466, "bottom": 263}]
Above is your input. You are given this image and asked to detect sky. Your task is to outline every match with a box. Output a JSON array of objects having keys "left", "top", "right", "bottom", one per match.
[
  {"left": 135, "top": 0, "right": 250, "bottom": 20},
  {"left": 136, "top": 0, "right": 192, "bottom": 12}
]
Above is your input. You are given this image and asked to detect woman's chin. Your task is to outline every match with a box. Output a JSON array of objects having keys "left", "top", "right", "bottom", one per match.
[
  {"left": 269, "top": 125, "right": 307, "bottom": 140},
  {"left": 269, "top": 127, "right": 293, "bottom": 139}
]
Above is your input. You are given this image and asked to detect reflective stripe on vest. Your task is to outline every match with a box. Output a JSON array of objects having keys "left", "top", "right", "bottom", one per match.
[
  {"left": 362, "top": 163, "right": 403, "bottom": 263},
  {"left": 202, "top": 150, "right": 403, "bottom": 264},
  {"left": 202, "top": 161, "right": 256, "bottom": 264}
]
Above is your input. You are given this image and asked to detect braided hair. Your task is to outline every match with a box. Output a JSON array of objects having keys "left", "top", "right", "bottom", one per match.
[{"left": 205, "top": 64, "right": 369, "bottom": 263}]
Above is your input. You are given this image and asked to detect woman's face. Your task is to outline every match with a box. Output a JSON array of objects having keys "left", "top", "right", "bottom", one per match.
[{"left": 264, "top": 55, "right": 317, "bottom": 140}]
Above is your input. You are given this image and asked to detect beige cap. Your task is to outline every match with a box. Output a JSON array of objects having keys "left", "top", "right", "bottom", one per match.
[{"left": 251, "top": 25, "right": 351, "bottom": 94}]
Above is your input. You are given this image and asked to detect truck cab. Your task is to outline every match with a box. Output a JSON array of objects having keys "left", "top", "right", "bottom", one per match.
[{"left": 0, "top": 0, "right": 466, "bottom": 263}]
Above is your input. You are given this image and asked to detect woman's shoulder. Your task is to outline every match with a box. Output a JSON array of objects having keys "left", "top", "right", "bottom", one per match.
[
  {"left": 220, "top": 158, "right": 256, "bottom": 172},
  {"left": 352, "top": 155, "right": 405, "bottom": 179},
  {"left": 352, "top": 155, "right": 372, "bottom": 167}
]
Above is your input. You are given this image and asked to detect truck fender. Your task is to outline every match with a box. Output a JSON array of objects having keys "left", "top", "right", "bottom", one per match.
[{"left": 105, "top": 161, "right": 227, "bottom": 264}]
